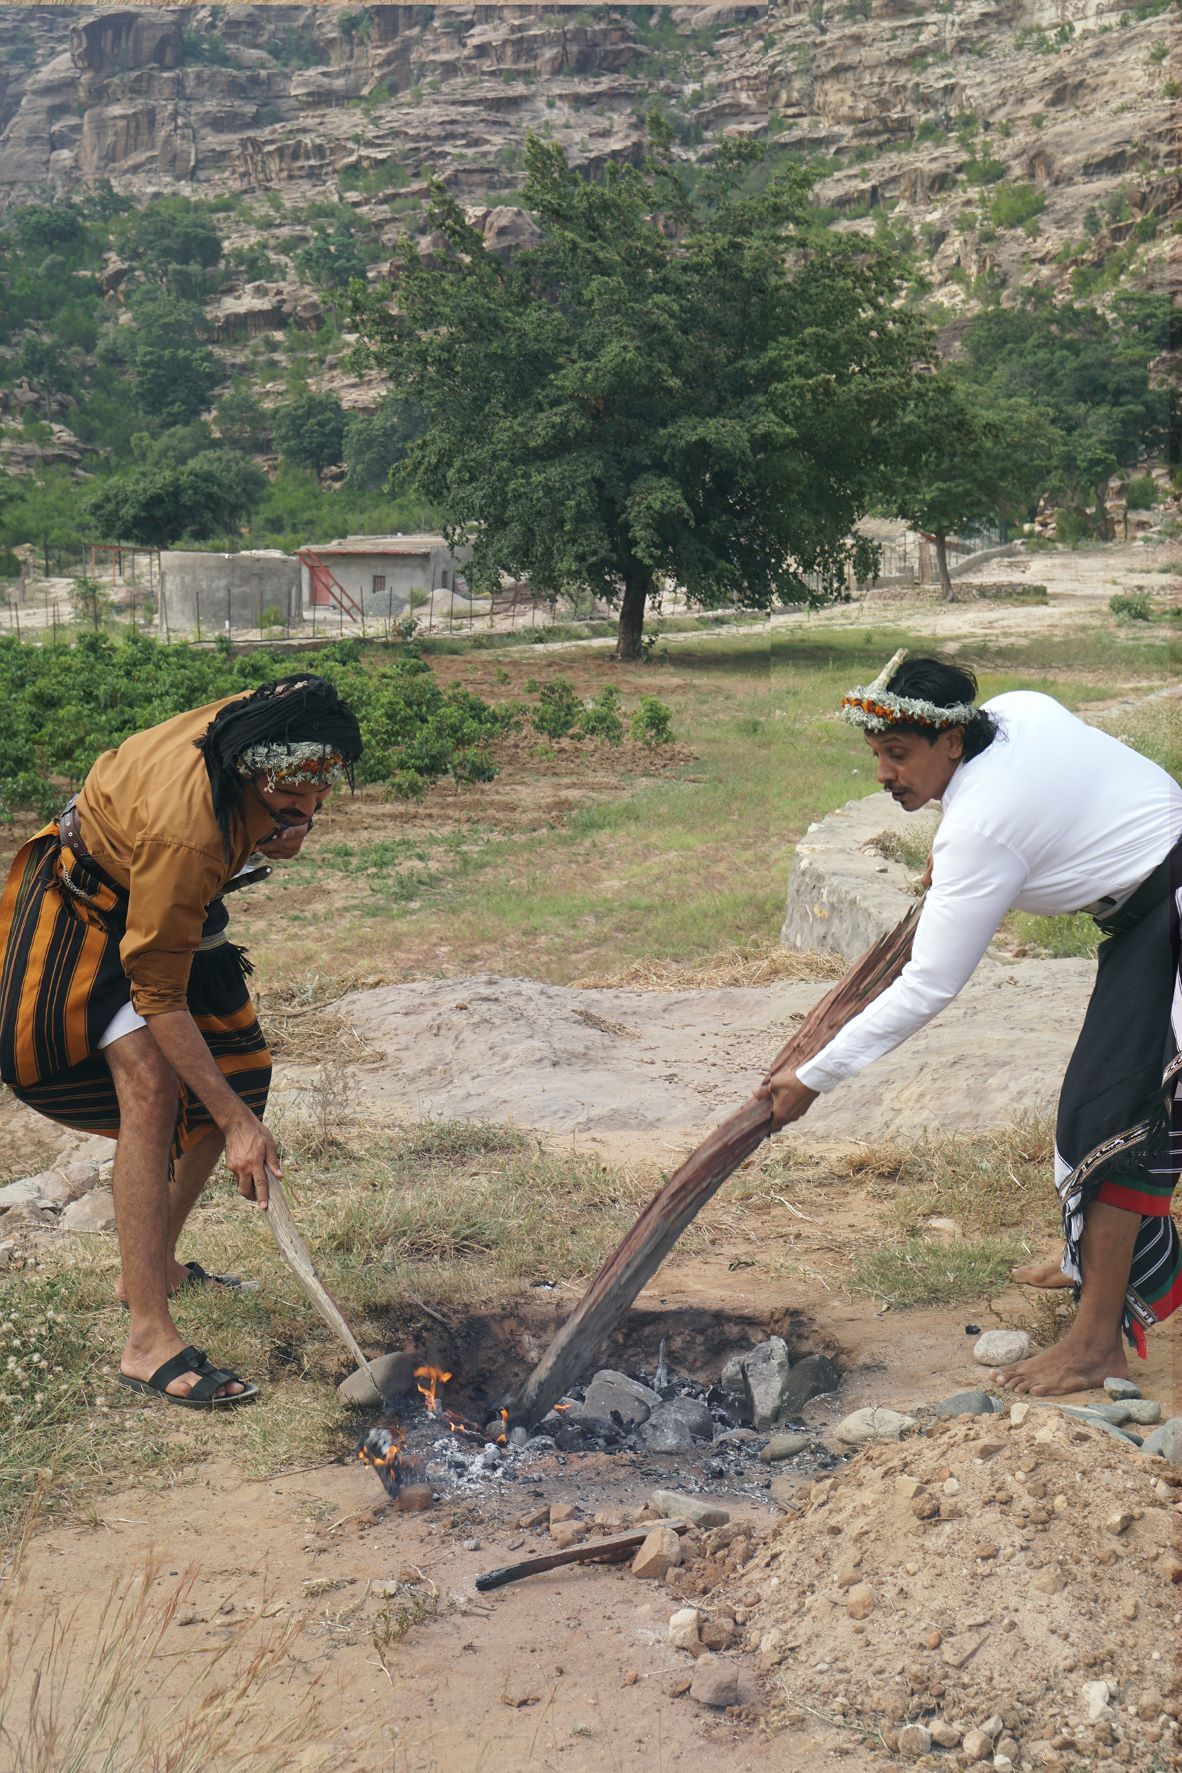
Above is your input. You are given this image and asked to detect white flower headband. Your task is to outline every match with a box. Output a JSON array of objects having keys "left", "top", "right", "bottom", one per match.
[
  {"left": 235, "top": 740, "right": 350, "bottom": 791},
  {"left": 840, "top": 649, "right": 976, "bottom": 733}
]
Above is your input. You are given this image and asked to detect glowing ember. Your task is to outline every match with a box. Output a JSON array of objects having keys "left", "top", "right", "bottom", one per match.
[
  {"left": 357, "top": 1425, "right": 403, "bottom": 1498},
  {"left": 414, "top": 1364, "right": 453, "bottom": 1416}
]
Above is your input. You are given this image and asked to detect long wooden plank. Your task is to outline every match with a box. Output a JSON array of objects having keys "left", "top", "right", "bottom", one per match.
[{"left": 509, "top": 904, "right": 921, "bottom": 1427}]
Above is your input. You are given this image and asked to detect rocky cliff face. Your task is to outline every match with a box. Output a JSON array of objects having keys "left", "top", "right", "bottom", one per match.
[
  {"left": 0, "top": 2, "right": 1173, "bottom": 439},
  {"left": 3, "top": 2, "right": 1173, "bottom": 316}
]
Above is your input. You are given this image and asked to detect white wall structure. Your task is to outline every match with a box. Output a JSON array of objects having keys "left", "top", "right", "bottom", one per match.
[{"left": 298, "top": 534, "right": 466, "bottom": 622}]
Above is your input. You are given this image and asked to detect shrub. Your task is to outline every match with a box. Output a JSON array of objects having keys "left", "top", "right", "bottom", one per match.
[
  {"left": 531, "top": 677, "right": 582, "bottom": 738},
  {"left": 1054, "top": 508, "right": 1094, "bottom": 545},
  {"left": 574, "top": 685, "right": 624, "bottom": 745},
  {"left": 1124, "top": 473, "right": 1158, "bottom": 509},
  {"left": 988, "top": 182, "right": 1045, "bottom": 229},
  {"left": 629, "top": 695, "right": 674, "bottom": 747},
  {"left": 1109, "top": 591, "right": 1153, "bottom": 622}
]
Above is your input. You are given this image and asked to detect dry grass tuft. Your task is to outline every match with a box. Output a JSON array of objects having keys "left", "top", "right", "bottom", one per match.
[
  {"left": 0, "top": 1533, "right": 332, "bottom": 1773},
  {"left": 573, "top": 940, "right": 844, "bottom": 990}
]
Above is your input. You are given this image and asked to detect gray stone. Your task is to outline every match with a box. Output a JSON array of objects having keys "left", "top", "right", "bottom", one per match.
[
  {"left": 60, "top": 1187, "right": 116, "bottom": 1234},
  {"left": 1103, "top": 1377, "right": 1141, "bottom": 1400},
  {"left": 972, "top": 1330, "right": 1032, "bottom": 1367},
  {"left": 833, "top": 1406, "right": 917, "bottom": 1447},
  {"left": 898, "top": 1723, "right": 931, "bottom": 1758},
  {"left": 720, "top": 1352, "right": 749, "bottom": 1421},
  {"left": 715, "top": 1427, "right": 761, "bottom": 1448},
  {"left": 761, "top": 1431, "right": 809, "bottom": 1463},
  {"left": 689, "top": 1659, "right": 740, "bottom": 1709},
  {"left": 1123, "top": 1398, "right": 1162, "bottom": 1425},
  {"left": 651, "top": 1491, "right": 730, "bottom": 1530},
  {"left": 0, "top": 1177, "right": 47, "bottom": 1213},
  {"left": 741, "top": 1336, "right": 793, "bottom": 1432},
  {"left": 1140, "top": 1416, "right": 1182, "bottom": 1465},
  {"left": 1090, "top": 1401, "right": 1133, "bottom": 1425},
  {"left": 336, "top": 1350, "right": 418, "bottom": 1408},
  {"left": 653, "top": 1394, "right": 713, "bottom": 1440},
  {"left": 777, "top": 1352, "right": 840, "bottom": 1419},
  {"left": 934, "top": 1388, "right": 995, "bottom": 1419},
  {"left": 638, "top": 1405, "right": 696, "bottom": 1456},
  {"left": 580, "top": 1369, "right": 660, "bottom": 1429}
]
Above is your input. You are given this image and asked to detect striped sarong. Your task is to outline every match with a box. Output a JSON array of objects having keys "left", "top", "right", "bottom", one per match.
[
  {"left": 1055, "top": 840, "right": 1182, "bottom": 1353},
  {"left": 0, "top": 826, "right": 270, "bottom": 1154}
]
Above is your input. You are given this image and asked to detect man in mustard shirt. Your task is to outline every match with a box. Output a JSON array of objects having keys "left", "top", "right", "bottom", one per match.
[{"left": 0, "top": 675, "right": 362, "bottom": 1408}]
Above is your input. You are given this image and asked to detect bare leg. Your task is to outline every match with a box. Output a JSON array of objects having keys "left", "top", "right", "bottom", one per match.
[
  {"left": 1012, "top": 1255, "right": 1074, "bottom": 1289},
  {"left": 992, "top": 1199, "right": 1138, "bottom": 1395},
  {"left": 106, "top": 1031, "right": 242, "bottom": 1399},
  {"left": 115, "top": 1128, "right": 226, "bottom": 1302}
]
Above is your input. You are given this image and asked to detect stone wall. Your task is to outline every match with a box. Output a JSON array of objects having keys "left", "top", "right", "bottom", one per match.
[
  {"left": 780, "top": 793, "right": 937, "bottom": 961},
  {"left": 158, "top": 548, "right": 301, "bottom": 636}
]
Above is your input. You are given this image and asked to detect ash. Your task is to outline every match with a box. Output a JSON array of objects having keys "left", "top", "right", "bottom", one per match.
[{"left": 378, "top": 1335, "right": 843, "bottom": 1504}]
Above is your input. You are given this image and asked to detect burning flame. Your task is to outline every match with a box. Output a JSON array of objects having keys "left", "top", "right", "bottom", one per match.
[
  {"left": 496, "top": 1407, "right": 509, "bottom": 1446},
  {"left": 358, "top": 1426, "right": 404, "bottom": 1498},
  {"left": 414, "top": 1365, "right": 453, "bottom": 1416}
]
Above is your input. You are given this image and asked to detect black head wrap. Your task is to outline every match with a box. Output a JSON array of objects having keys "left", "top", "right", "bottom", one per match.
[{"left": 195, "top": 675, "right": 363, "bottom": 860}]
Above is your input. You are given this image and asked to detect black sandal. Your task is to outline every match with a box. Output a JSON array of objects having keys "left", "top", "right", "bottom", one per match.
[
  {"left": 120, "top": 1262, "right": 245, "bottom": 1310},
  {"left": 118, "top": 1344, "right": 258, "bottom": 1410}
]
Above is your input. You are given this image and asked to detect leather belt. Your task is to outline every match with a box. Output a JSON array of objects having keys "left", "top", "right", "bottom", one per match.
[{"left": 58, "top": 796, "right": 122, "bottom": 894}]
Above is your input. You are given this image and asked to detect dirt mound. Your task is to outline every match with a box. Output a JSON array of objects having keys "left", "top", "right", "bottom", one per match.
[{"left": 679, "top": 1409, "right": 1181, "bottom": 1766}]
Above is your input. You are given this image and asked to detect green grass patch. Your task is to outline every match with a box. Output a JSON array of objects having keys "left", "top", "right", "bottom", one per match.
[
  {"left": 1002, "top": 910, "right": 1100, "bottom": 959},
  {"left": 855, "top": 1116, "right": 1059, "bottom": 1239},
  {"left": 849, "top": 1235, "right": 1024, "bottom": 1307}
]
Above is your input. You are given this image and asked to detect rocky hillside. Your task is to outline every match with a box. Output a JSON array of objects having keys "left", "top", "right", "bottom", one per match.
[{"left": 2, "top": 1, "right": 1174, "bottom": 321}]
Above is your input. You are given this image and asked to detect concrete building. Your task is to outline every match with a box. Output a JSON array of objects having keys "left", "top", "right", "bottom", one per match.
[
  {"left": 298, "top": 534, "right": 466, "bottom": 622},
  {"left": 158, "top": 549, "right": 301, "bottom": 637}
]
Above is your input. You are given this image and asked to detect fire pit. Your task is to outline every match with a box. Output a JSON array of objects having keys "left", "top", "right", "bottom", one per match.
[{"left": 355, "top": 1307, "right": 844, "bottom": 1510}]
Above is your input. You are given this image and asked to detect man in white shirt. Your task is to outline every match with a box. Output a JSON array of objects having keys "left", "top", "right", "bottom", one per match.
[{"left": 767, "top": 651, "right": 1182, "bottom": 1397}]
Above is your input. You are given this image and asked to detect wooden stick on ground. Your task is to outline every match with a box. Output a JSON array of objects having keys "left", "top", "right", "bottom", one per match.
[
  {"left": 509, "top": 905, "right": 921, "bottom": 1428},
  {"left": 474, "top": 1521, "right": 690, "bottom": 1592}
]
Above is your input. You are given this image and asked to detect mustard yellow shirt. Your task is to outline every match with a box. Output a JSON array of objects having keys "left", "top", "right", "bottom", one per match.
[{"left": 75, "top": 696, "right": 275, "bottom": 1017}]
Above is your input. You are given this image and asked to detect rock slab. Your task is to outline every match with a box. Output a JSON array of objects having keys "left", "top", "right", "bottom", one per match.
[
  {"left": 651, "top": 1491, "right": 730, "bottom": 1530},
  {"left": 580, "top": 1370, "right": 660, "bottom": 1429}
]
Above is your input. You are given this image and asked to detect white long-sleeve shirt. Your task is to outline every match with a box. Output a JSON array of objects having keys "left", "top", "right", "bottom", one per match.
[{"left": 796, "top": 691, "right": 1182, "bottom": 1094}]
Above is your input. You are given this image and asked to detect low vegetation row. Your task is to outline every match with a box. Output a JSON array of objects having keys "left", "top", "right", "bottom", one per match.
[{"left": 0, "top": 632, "right": 674, "bottom": 818}]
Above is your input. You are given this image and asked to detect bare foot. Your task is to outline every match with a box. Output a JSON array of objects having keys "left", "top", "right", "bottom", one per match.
[
  {"left": 991, "top": 1330, "right": 1127, "bottom": 1396},
  {"left": 1012, "top": 1257, "right": 1074, "bottom": 1290},
  {"left": 120, "top": 1331, "right": 244, "bottom": 1399}
]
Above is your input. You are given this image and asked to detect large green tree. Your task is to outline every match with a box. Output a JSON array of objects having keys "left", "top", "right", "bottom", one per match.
[
  {"left": 959, "top": 292, "right": 1171, "bottom": 535},
  {"left": 890, "top": 373, "right": 1059, "bottom": 597},
  {"left": 86, "top": 449, "right": 265, "bottom": 548},
  {"left": 272, "top": 388, "right": 347, "bottom": 475},
  {"left": 352, "top": 133, "right": 932, "bottom": 659}
]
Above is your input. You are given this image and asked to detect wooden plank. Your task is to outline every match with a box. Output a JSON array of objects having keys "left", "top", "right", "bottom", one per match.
[
  {"left": 509, "top": 905, "right": 921, "bottom": 1427},
  {"left": 474, "top": 1521, "right": 690, "bottom": 1592}
]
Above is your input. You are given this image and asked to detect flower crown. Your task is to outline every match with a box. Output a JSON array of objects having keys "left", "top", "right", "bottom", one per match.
[
  {"left": 235, "top": 740, "right": 350, "bottom": 790},
  {"left": 840, "top": 649, "right": 977, "bottom": 734}
]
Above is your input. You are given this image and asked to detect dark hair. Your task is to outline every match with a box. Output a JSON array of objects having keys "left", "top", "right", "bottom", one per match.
[
  {"left": 196, "top": 675, "right": 363, "bottom": 859},
  {"left": 886, "top": 655, "right": 999, "bottom": 761}
]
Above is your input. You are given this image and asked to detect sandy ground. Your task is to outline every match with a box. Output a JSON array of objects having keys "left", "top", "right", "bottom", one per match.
[{"left": 2, "top": 548, "right": 1179, "bottom": 1772}]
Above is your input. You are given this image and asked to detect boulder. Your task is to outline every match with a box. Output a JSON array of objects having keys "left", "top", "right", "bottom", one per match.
[
  {"left": 337, "top": 1350, "right": 419, "bottom": 1408},
  {"left": 650, "top": 1491, "right": 729, "bottom": 1530},
  {"left": 1141, "top": 1416, "right": 1182, "bottom": 1465},
  {"left": 972, "top": 1330, "right": 1032, "bottom": 1367},
  {"left": 579, "top": 1370, "right": 660, "bottom": 1429},
  {"left": 739, "top": 1336, "right": 793, "bottom": 1431},
  {"left": 935, "top": 1388, "right": 996, "bottom": 1418},
  {"left": 834, "top": 1406, "right": 917, "bottom": 1447},
  {"left": 761, "top": 1431, "right": 809, "bottom": 1463},
  {"left": 638, "top": 1406, "right": 696, "bottom": 1456},
  {"left": 689, "top": 1659, "right": 740, "bottom": 1708},
  {"left": 60, "top": 1187, "right": 116, "bottom": 1234},
  {"left": 631, "top": 1525, "right": 683, "bottom": 1581},
  {"left": 777, "top": 1351, "right": 840, "bottom": 1419}
]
